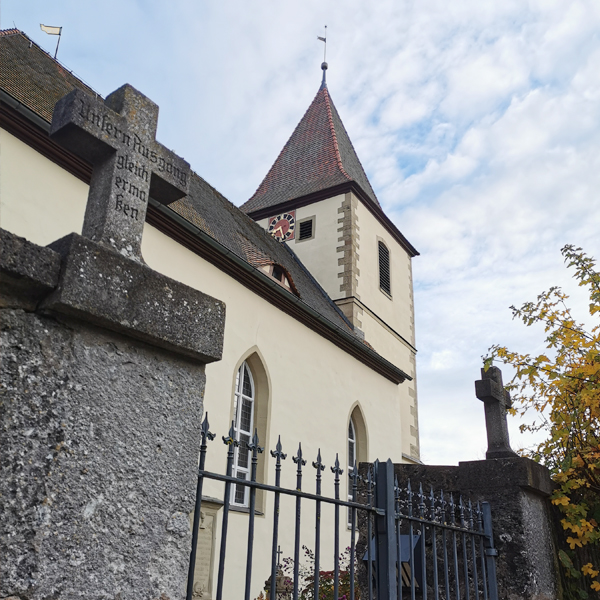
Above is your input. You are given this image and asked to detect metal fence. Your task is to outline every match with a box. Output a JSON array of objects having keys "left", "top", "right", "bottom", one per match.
[{"left": 186, "top": 415, "right": 500, "bottom": 600}]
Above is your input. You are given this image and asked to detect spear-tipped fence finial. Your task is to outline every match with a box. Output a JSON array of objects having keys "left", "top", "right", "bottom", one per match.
[
  {"left": 293, "top": 442, "right": 307, "bottom": 467},
  {"left": 223, "top": 420, "right": 239, "bottom": 446},
  {"left": 459, "top": 495, "right": 466, "bottom": 528},
  {"left": 407, "top": 478, "right": 414, "bottom": 517},
  {"left": 429, "top": 486, "right": 437, "bottom": 522},
  {"left": 201, "top": 413, "right": 216, "bottom": 442},
  {"left": 476, "top": 501, "right": 484, "bottom": 532},
  {"left": 440, "top": 489, "right": 447, "bottom": 524},
  {"left": 349, "top": 458, "right": 359, "bottom": 479},
  {"left": 418, "top": 482, "right": 426, "bottom": 517},
  {"left": 270, "top": 435, "right": 287, "bottom": 461},
  {"left": 468, "top": 498, "right": 475, "bottom": 530},
  {"left": 312, "top": 448, "right": 325, "bottom": 471},
  {"left": 247, "top": 428, "right": 264, "bottom": 453},
  {"left": 331, "top": 453, "right": 344, "bottom": 477}
]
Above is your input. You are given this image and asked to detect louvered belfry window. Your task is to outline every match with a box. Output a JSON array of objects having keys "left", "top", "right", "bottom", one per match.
[
  {"left": 378, "top": 241, "right": 391, "bottom": 295},
  {"left": 298, "top": 219, "right": 313, "bottom": 240},
  {"left": 232, "top": 361, "right": 255, "bottom": 506}
]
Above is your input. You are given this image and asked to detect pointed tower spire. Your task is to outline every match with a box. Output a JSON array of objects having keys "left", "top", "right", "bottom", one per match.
[{"left": 241, "top": 75, "right": 381, "bottom": 215}]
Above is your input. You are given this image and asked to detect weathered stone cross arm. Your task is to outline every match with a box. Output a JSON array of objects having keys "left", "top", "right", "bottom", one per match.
[
  {"left": 475, "top": 365, "right": 518, "bottom": 459},
  {"left": 475, "top": 369, "right": 511, "bottom": 409},
  {"left": 50, "top": 84, "right": 190, "bottom": 261}
]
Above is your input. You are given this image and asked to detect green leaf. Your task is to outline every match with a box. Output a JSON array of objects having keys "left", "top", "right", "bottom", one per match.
[{"left": 559, "top": 550, "right": 574, "bottom": 569}]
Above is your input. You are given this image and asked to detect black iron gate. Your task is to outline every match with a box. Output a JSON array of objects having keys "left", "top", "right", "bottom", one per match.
[{"left": 187, "top": 415, "right": 499, "bottom": 600}]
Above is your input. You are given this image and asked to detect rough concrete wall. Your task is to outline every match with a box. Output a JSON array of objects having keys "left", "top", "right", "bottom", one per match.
[
  {"left": 469, "top": 485, "right": 557, "bottom": 600},
  {"left": 1, "top": 308, "right": 206, "bottom": 599},
  {"left": 519, "top": 490, "right": 560, "bottom": 600},
  {"left": 392, "top": 462, "right": 558, "bottom": 600},
  {"left": 357, "top": 459, "right": 559, "bottom": 600}
]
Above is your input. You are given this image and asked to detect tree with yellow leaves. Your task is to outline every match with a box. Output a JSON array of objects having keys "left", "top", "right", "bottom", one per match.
[{"left": 485, "top": 245, "right": 600, "bottom": 596}]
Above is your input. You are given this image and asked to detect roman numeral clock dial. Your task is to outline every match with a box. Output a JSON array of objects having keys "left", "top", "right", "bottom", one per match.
[{"left": 267, "top": 212, "right": 296, "bottom": 242}]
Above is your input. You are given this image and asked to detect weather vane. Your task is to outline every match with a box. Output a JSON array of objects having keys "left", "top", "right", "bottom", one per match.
[
  {"left": 318, "top": 26, "right": 328, "bottom": 86},
  {"left": 317, "top": 25, "right": 327, "bottom": 62}
]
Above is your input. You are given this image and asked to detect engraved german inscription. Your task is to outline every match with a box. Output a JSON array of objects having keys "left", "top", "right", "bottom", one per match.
[
  {"left": 115, "top": 195, "right": 139, "bottom": 220},
  {"left": 78, "top": 98, "right": 131, "bottom": 146},
  {"left": 51, "top": 84, "right": 190, "bottom": 260},
  {"left": 116, "top": 154, "right": 149, "bottom": 182}
]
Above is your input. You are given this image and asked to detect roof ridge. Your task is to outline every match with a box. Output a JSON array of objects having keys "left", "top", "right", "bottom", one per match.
[
  {"left": 322, "top": 86, "right": 352, "bottom": 182},
  {"left": 0, "top": 28, "right": 24, "bottom": 37}
]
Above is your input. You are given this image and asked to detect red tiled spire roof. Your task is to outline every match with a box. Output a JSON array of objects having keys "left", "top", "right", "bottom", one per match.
[{"left": 241, "top": 81, "right": 381, "bottom": 214}]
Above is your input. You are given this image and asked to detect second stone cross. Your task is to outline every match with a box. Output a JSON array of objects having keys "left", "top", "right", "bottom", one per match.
[
  {"left": 475, "top": 365, "right": 518, "bottom": 459},
  {"left": 50, "top": 84, "right": 190, "bottom": 261}
]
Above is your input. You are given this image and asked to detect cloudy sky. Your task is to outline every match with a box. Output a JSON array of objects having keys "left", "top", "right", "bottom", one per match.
[{"left": 4, "top": 1, "right": 600, "bottom": 465}]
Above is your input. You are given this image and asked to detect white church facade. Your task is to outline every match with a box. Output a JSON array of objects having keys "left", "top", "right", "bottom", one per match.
[{"left": 0, "top": 29, "right": 420, "bottom": 598}]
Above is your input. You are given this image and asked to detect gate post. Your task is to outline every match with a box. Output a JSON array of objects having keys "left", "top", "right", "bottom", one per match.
[
  {"left": 374, "top": 459, "right": 398, "bottom": 600},
  {"left": 482, "top": 501, "right": 499, "bottom": 600}
]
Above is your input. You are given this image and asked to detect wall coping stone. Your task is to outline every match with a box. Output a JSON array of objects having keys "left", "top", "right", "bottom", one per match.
[
  {"left": 389, "top": 456, "right": 554, "bottom": 498},
  {"left": 457, "top": 457, "right": 554, "bottom": 497},
  {"left": 40, "top": 232, "right": 225, "bottom": 363},
  {"left": 0, "top": 228, "right": 61, "bottom": 308}
]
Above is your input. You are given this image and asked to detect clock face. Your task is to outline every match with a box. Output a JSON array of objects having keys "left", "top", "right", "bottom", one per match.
[{"left": 267, "top": 212, "right": 296, "bottom": 242}]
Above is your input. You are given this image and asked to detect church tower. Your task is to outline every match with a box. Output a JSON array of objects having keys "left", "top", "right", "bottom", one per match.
[{"left": 242, "top": 63, "right": 421, "bottom": 461}]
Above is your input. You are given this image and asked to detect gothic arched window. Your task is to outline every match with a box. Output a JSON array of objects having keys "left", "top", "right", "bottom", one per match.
[
  {"left": 232, "top": 361, "right": 255, "bottom": 506},
  {"left": 348, "top": 417, "right": 357, "bottom": 524}
]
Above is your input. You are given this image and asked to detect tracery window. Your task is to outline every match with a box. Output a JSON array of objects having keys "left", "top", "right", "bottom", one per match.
[{"left": 232, "top": 361, "right": 255, "bottom": 506}]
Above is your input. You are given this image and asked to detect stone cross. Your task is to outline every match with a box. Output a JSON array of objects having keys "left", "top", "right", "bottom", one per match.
[
  {"left": 475, "top": 366, "right": 518, "bottom": 459},
  {"left": 50, "top": 84, "right": 190, "bottom": 261}
]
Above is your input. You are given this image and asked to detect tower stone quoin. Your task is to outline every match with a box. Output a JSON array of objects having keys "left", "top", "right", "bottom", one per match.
[{"left": 50, "top": 84, "right": 190, "bottom": 261}]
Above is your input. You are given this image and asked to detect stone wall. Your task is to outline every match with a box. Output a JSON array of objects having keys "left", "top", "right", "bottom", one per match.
[
  {"left": 0, "top": 228, "right": 226, "bottom": 600},
  {"left": 358, "top": 457, "right": 560, "bottom": 600}
]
